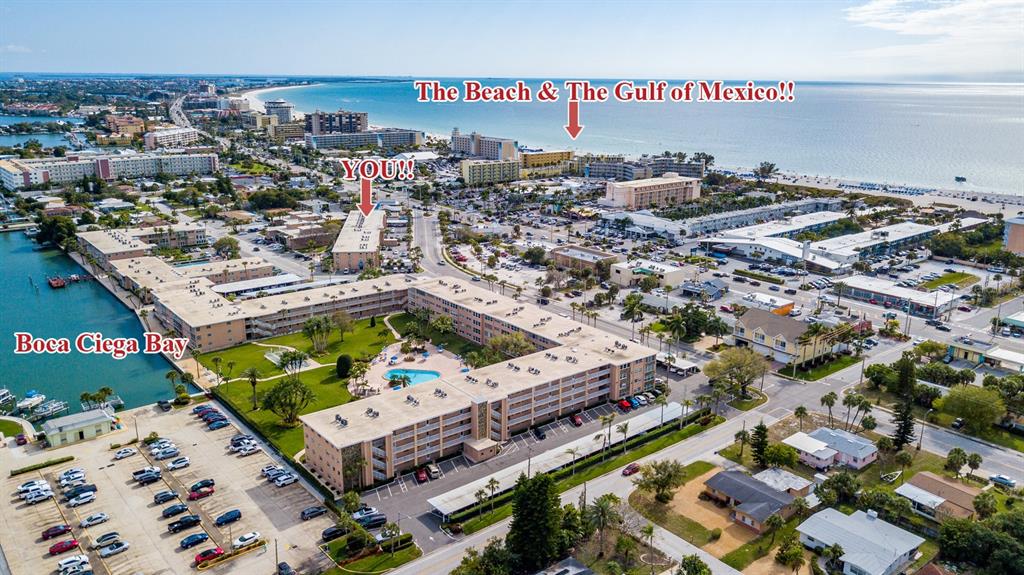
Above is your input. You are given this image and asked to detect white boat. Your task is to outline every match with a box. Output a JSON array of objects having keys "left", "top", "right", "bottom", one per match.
[
  {"left": 16, "top": 391, "right": 45, "bottom": 412},
  {"left": 0, "top": 389, "right": 14, "bottom": 405},
  {"left": 30, "top": 400, "right": 69, "bottom": 421}
]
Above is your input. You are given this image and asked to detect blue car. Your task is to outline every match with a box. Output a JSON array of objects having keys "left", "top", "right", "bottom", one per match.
[
  {"left": 208, "top": 420, "right": 230, "bottom": 431},
  {"left": 180, "top": 532, "right": 209, "bottom": 549},
  {"left": 191, "top": 405, "right": 212, "bottom": 414},
  {"left": 629, "top": 397, "right": 640, "bottom": 408},
  {"left": 990, "top": 474, "right": 1017, "bottom": 488},
  {"left": 214, "top": 509, "right": 241, "bottom": 526}
]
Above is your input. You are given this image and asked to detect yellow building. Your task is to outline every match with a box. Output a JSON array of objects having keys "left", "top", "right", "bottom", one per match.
[
  {"left": 95, "top": 133, "right": 134, "bottom": 146},
  {"left": 460, "top": 159, "right": 520, "bottom": 186},
  {"left": 521, "top": 150, "right": 573, "bottom": 167},
  {"left": 41, "top": 409, "right": 117, "bottom": 448},
  {"left": 268, "top": 122, "right": 305, "bottom": 142}
]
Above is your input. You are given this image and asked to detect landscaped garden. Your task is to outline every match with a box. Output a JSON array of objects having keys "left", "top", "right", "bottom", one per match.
[
  {"left": 388, "top": 312, "right": 482, "bottom": 357},
  {"left": 785, "top": 354, "right": 860, "bottom": 381}
]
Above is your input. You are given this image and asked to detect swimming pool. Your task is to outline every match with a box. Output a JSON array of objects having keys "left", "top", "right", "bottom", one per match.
[{"left": 385, "top": 368, "right": 441, "bottom": 387}]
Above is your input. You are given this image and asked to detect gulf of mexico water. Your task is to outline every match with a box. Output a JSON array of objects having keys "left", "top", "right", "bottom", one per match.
[
  {"left": 0, "top": 232, "right": 179, "bottom": 418},
  {"left": 255, "top": 80, "right": 1024, "bottom": 195}
]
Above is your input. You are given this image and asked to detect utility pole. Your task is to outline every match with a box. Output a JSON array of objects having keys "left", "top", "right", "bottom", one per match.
[{"left": 274, "top": 538, "right": 279, "bottom": 565}]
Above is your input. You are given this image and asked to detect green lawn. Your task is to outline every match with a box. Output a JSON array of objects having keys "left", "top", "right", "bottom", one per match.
[
  {"left": 213, "top": 365, "right": 353, "bottom": 456},
  {"left": 199, "top": 318, "right": 395, "bottom": 379},
  {"left": 335, "top": 546, "right": 421, "bottom": 573},
  {"left": 628, "top": 461, "right": 716, "bottom": 547},
  {"left": 728, "top": 390, "right": 768, "bottom": 411},
  {"left": 228, "top": 161, "right": 274, "bottom": 175},
  {"left": 0, "top": 420, "right": 24, "bottom": 437},
  {"left": 389, "top": 312, "right": 482, "bottom": 357},
  {"left": 721, "top": 514, "right": 802, "bottom": 570},
  {"left": 786, "top": 355, "right": 860, "bottom": 381},
  {"left": 921, "top": 272, "right": 978, "bottom": 289}
]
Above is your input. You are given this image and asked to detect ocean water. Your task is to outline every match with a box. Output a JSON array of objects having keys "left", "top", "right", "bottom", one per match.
[
  {"left": 256, "top": 80, "right": 1024, "bottom": 194},
  {"left": 0, "top": 233, "right": 179, "bottom": 417}
]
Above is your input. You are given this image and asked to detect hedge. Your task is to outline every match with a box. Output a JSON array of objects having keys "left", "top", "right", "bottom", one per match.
[
  {"left": 10, "top": 456, "right": 75, "bottom": 477},
  {"left": 377, "top": 533, "right": 414, "bottom": 552},
  {"left": 733, "top": 269, "right": 785, "bottom": 285}
]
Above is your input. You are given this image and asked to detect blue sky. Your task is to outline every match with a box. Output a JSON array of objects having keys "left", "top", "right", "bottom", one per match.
[{"left": 1, "top": 0, "right": 1021, "bottom": 81}]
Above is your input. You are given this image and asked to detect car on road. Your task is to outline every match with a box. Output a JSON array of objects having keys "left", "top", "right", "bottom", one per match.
[
  {"left": 990, "top": 474, "right": 1017, "bottom": 488},
  {"left": 214, "top": 510, "right": 242, "bottom": 527},
  {"left": 912, "top": 337, "right": 925, "bottom": 345},
  {"left": 622, "top": 463, "right": 641, "bottom": 476},
  {"left": 935, "top": 324, "right": 952, "bottom": 332},
  {"left": 113, "top": 447, "right": 136, "bottom": 460},
  {"left": 190, "top": 479, "right": 215, "bottom": 492},
  {"left": 958, "top": 305, "right": 973, "bottom": 312},
  {"left": 274, "top": 473, "right": 298, "bottom": 487},
  {"left": 301, "top": 505, "right": 328, "bottom": 521},
  {"left": 153, "top": 490, "right": 177, "bottom": 504},
  {"left": 166, "top": 456, "right": 191, "bottom": 471},
  {"left": 208, "top": 420, "right": 230, "bottom": 431},
  {"left": 79, "top": 513, "right": 109, "bottom": 528},
  {"left": 89, "top": 532, "right": 120, "bottom": 550},
  {"left": 67, "top": 492, "right": 95, "bottom": 508},
  {"left": 570, "top": 414, "right": 584, "bottom": 427},
  {"left": 98, "top": 541, "right": 129, "bottom": 558},
  {"left": 188, "top": 487, "right": 215, "bottom": 501},
  {"left": 42, "top": 524, "right": 72, "bottom": 540},
  {"left": 195, "top": 547, "right": 224, "bottom": 564},
  {"left": 49, "top": 539, "right": 79, "bottom": 555},
  {"left": 180, "top": 532, "right": 210, "bottom": 549},
  {"left": 415, "top": 467, "right": 429, "bottom": 483},
  {"left": 168, "top": 515, "right": 201, "bottom": 533},
  {"left": 232, "top": 532, "right": 261, "bottom": 550},
  {"left": 56, "top": 555, "right": 90, "bottom": 572},
  {"left": 322, "top": 525, "right": 350, "bottom": 542}
]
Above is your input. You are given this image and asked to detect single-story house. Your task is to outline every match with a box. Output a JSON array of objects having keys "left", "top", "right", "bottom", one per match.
[
  {"left": 797, "top": 508, "right": 924, "bottom": 575},
  {"left": 894, "top": 471, "right": 981, "bottom": 522},
  {"left": 41, "top": 409, "right": 117, "bottom": 448},
  {"left": 753, "top": 467, "right": 815, "bottom": 497},
  {"left": 783, "top": 432, "right": 839, "bottom": 470},
  {"left": 808, "top": 427, "right": 878, "bottom": 470},
  {"left": 703, "top": 470, "right": 795, "bottom": 532}
]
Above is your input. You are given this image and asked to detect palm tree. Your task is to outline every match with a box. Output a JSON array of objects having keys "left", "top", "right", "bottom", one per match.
[
  {"left": 663, "top": 309, "right": 688, "bottom": 353},
  {"left": 851, "top": 396, "right": 873, "bottom": 432},
  {"left": 486, "top": 477, "right": 500, "bottom": 512},
  {"left": 241, "top": 367, "right": 262, "bottom": 410},
  {"left": 474, "top": 488, "right": 488, "bottom": 512},
  {"left": 165, "top": 370, "right": 179, "bottom": 392},
  {"left": 681, "top": 398, "right": 695, "bottom": 430},
  {"left": 792, "top": 497, "right": 808, "bottom": 519},
  {"left": 586, "top": 494, "right": 622, "bottom": 552},
  {"left": 211, "top": 356, "right": 223, "bottom": 383},
  {"left": 794, "top": 405, "right": 808, "bottom": 431},
  {"left": 765, "top": 514, "right": 785, "bottom": 544},
  {"left": 710, "top": 382, "right": 727, "bottom": 416},
  {"left": 820, "top": 391, "right": 838, "bottom": 427},
  {"left": 615, "top": 422, "right": 630, "bottom": 455},
  {"left": 735, "top": 429, "right": 750, "bottom": 458},
  {"left": 706, "top": 316, "right": 730, "bottom": 346},
  {"left": 191, "top": 348, "right": 202, "bottom": 379},
  {"left": 599, "top": 413, "right": 617, "bottom": 457},
  {"left": 641, "top": 523, "right": 656, "bottom": 575},
  {"left": 824, "top": 544, "right": 845, "bottom": 571},
  {"left": 565, "top": 447, "right": 581, "bottom": 475},
  {"left": 966, "top": 452, "right": 982, "bottom": 480},
  {"left": 622, "top": 293, "right": 644, "bottom": 340},
  {"left": 653, "top": 395, "right": 669, "bottom": 425},
  {"left": 842, "top": 392, "right": 861, "bottom": 431}
]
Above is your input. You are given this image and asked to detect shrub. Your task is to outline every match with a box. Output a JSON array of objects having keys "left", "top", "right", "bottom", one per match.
[
  {"left": 336, "top": 354, "right": 353, "bottom": 379},
  {"left": 174, "top": 393, "right": 191, "bottom": 405},
  {"left": 710, "top": 528, "right": 722, "bottom": 541},
  {"left": 143, "top": 431, "right": 160, "bottom": 445},
  {"left": 10, "top": 456, "right": 75, "bottom": 477}
]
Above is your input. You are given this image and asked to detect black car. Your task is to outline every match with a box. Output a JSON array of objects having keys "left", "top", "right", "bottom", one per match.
[
  {"left": 153, "top": 490, "right": 177, "bottom": 505},
  {"left": 321, "top": 525, "right": 350, "bottom": 542},
  {"left": 935, "top": 324, "right": 952, "bottom": 332},
  {"left": 784, "top": 289, "right": 798, "bottom": 295},
  {"left": 951, "top": 418, "right": 965, "bottom": 429},
  {"left": 532, "top": 427, "right": 547, "bottom": 441},
  {"left": 214, "top": 509, "right": 241, "bottom": 526},
  {"left": 63, "top": 484, "right": 98, "bottom": 500},
  {"left": 168, "top": 514, "right": 201, "bottom": 533},
  {"left": 277, "top": 562, "right": 296, "bottom": 575},
  {"left": 189, "top": 479, "right": 215, "bottom": 492},
  {"left": 162, "top": 503, "right": 189, "bottom": 518},
  {"left": 301, "top": 505, "right": 328, "bottom": 521},
  {"left": 157, "top": 399, "right": 172, "bottom": 412},
  {"left": 925, "top": 319, "right": 942, "bottom": 327},
  {"left": 138, "top": 472, "right": 161, "bottom": 486},
  {"left": 356, "top": 513, "right": 387, "bottom": 529}
]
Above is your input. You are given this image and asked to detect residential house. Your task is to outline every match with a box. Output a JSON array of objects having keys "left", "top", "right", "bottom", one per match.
[
  {"left": 732, "top": 308, "right": 833, "bottom": 365},
  {"left": 797, "top": 508, "right": 924, "bottom": 575},
  {"left": 783, "top": 432, "right": 839, "bottom": 470},
  {"left": 808, "top": 427, "right": 878, "bottom": 469},
  {"left": 753, "top": 467, "right": 815, "bottom": 497},
  {"left": 702, "top": 470, "right": 795, "bottom": 532},
  {"left": 894, "top": 471, "right": 981, "bottom": 522}
]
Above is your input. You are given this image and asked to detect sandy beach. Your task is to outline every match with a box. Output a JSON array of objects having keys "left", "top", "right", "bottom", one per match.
[{"left": 238, "top": 83, "right": 323, "bottom": 118}]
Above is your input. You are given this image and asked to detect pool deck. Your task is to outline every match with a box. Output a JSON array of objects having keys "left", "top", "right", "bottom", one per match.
[{"left": 364, "top": 342, "right": 465, "bottom": 395}]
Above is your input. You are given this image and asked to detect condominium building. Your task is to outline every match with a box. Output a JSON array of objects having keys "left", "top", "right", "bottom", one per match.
[
  {"left": 108, "top": 256, "right": 275, "bottom": 302},
  {"left": 76, "top": 223, "right": 209, "bottom": 270},
  {"left": 460, "top": 159, "right": 520, "bottom": 186},
  {"left": 0, "top": 153, "right": 218, "bottom": 189},
  {"left": 305, "top": 109, "right": 369, "bottom": 134},
  {"left": 242, "top": 111, "right": 278, "bottom": 129},
  {"left": 520, "top": 150, "right": 573, "bottom": 167},
  {"left": 105, "top": 115, "right": 146, "bottom": 135},
  {"left": 304, "top": 129, "right": 424, "bottom": 150},
  {"left": 1005, "top": 217, "right": 1024, "bottom": 255},
  {"left": 647, "top": 156, "right": 705, "bottom": 179},
  {"left": 263, "top": 99, "right": 294, "bottom": 123},
  {"left": 267, "top": 122, "right": 305, "bottom": 142},
  {"left": 331, "top": 209, "right": 386, "bottom": 273},
  {"left": 450, "top": 128, "right": 518, "bottom": 161},
  {"left": 603, "top": 172, "right": 701, "bottom": 209},
  {"left": 144, "top": 127, "right": 201, "bottom": 150},
  {"left": 95, "top": 133, "right": 134, "bottom": 146},
  {"left": 570, "top": 154, "right": 704, "bottom": 181}
]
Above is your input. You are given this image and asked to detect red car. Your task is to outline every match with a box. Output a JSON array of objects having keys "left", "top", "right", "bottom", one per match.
[
  {"left": 48, "top": 539, "right": 79, "bottom": 555},
  {"left": 195, "top": 547, "right": 224, "bottom": 564},
  {"left": 869, "top": 299, "right": 878, "bottom": 305},
  {"left": 622, "top": 463, "right": 641, "bottom": 476},
  {"left": 41, "top": 524, "right": 71, "bottom": 540},
  {"left": 188, "top": 487, "right": 215, "bottom": 501},
  {"left": 883, "top": 301, "right": 893, "bottom": 308},
  {"left": 719, "top": 305, "right": 732, "bottom": 313},
  {"left": 415, "top": 468, "right": 429, "bottom": 483},
  {"left": 958, "top": 306, "right": 973, "bottom": 312},
  {"left": 617, "top": 399, "right": 632, "bottom": 412},
  {"left": 570, "top": 414, "right": 584, "bottom": 427},
  {"left": 15, "top": 433, "right": 27, "bottom": 445}
]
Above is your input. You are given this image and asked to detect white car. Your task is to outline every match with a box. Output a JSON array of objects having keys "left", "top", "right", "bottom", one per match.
[
  {"left": 237, "top": 445, "right": 259, "bottom": 457},
  {"left": 351, "top": 506, "right": 379, "bottom": 521},
  {"left": 230, "top": 440, "right": 256, "bottom": 453},
  {"left": 150, "top": 443, "right": 176, "bottom": 456},
  {"left": 58, "top": 467, "right": 84, "bottom": 479},
  {"left": 165, "top": 456, "right": 191, "bottom": 471},
  {"left": 154, "top": 447, "right": 180, "bottom": 461},
  {"left": 98, "top": 541, "right": 129, "bottom": 558},
  {"left": 274, "top": 473, "right": 298, "bottom": 487},
  {"left": 56, "top": 554, "right": 90, "bottom": 571},
  {"left": 232, "top": 531, "right": 261, "bottom": 549},
  {"left": 59, "top": 472, "right": 85, "bottom": 487},
  {"left": 25, "top": 491, "right": 54, "bottom": 505},
  {"left": 913, "top": 337, "right": 925, "bottom": 345},
  {"left": 68, "top": 492, "right": 96, "bottom": 507},
  {"left": 79, "top": 512, "right": 109, "bottom": 528},
  {"left": 260, "top": 464, "right": 283, "bottom": 477},
  {"left": 18, "top": 479, "right": 49, "bottom": 492},
  {"left": 113, "top": 447, "right": 137, "bottom": 460},
  {"left": 59, "top": 565, "right": 90, "bottom": 575}
]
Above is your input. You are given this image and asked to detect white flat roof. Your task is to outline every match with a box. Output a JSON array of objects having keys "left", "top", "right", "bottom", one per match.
[
  {"left": 811, "top": 222, "right": 935, "bottom": 257},
  {"left": 211, "top": 273, "right": 304, "bottom": 294},
  {"left": 783, "top": 432, "right": 837, "bottom": 460},
  {"left": 841, "top": 275, "right": 959, "bottom": 308},
  {"left": 722, "top": 211, "right": 848, "bottom": 240},
  {"left": 743, "top": 292, "right": 794, "bottom": 309}
]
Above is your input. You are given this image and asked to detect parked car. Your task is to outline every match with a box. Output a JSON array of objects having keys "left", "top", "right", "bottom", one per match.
[
  {"left": 214, "top": 510, "right": 241, "bottom": 527},
  {"left": 195, "top": 547, "right": 224, "bottom": 564},
  {"left": 617, "top": 399, "right": 631, "bottom": 412},
  {"left": 990, "top": 474, "right": 1017, "bottom": 488},
  {"left": 532, "top": 427, "right": 547, "bottom": 441},
  {"left": 62, "top": 484, "right": 97, "bottom": 500},
  {"left": 321, "top": 525, "right": 349, "bottom": 542},
  {"left": 188, "top": 487, "right": 215, "bottom": 501},
  {"left": 42, "top": 524, "right": 72, "bottom": 540},
  {"left": 570, "top": 414, "right": 584, "bottom": 427},
  {"left": 190, "top": 479, "right": 215, "bottom": 492},
  {"left": 89, "top": 532, "right": 120, "bottom": 550},
  {"left": 68, "top": 493, "right": 96, "bottom": 508},
  {"left": 98, "top": 541, "right": 129, "bottom": 558},
  {"left": 180, "top": 532, "right": 210, "bottom": 549},
  {"left": 277, "top": 562, "right": 297, "bottom": 575},
  {"left": 168, "top": 515, "right": 201, "bottom": 533},
  {"left": 132, "top": 466, "right": 160, "bottom": 481},
  {"left": 208, "top": 420, "right": 230, "bottom": 431},
  {"left": 163, "top": 503, "right": 189, "bottom": 518},
  {"left": 622, "top": 463, "right": 641, "bottom": 476},
  {"left": 137, "top": 472, "right": 161, "bottom": 486},
  {"left": 56, "top": 555, "right": 90, "bottom": 572},
  {"left": 157, "top": 399, "right": 173, "bottom": 411},
  {"left": 426, "top": 463, "right": 441, "bottom": 479},
  {"left": 415, "top": 468, "right": 429, "bottom": 483},
  {"left": 352, "top": 506, "right": 379, "bottom": 521},
  {"left": 19, "top": 479, "right": 48, "bottom": 492},
  {"left": 237, "top": 445, "right": 259, "bottom": 457},
  {"left": 113, "top": 447, "right": 136, "bottom": 460},
  {"left": 301, "top": 505, "right": 328, "bottom": 521},
  {"left": 79, "top": 513, "right": 109, "bottom": 528},
  {"left": 232, "top": 532, "right": 261, "bottom": 550},
  {"left": 49, "top": 539, "right": 80, "bottom": 555},
  {"left": 261, "top": 464, "right": 284, "bottom": 477},
  {"left": 166, "top": 456, "right": 191, "bottom": 471},
  {"left": 153, "top": 490, "right": 177, "bottom": 505},
  {"left": 274, "top": 474, "right": 298, "bottom": 487}
]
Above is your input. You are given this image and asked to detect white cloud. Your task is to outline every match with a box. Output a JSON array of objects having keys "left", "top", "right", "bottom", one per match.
[
  {"left": 844, "top": 0, "right": 1024, "bottom": 78},
  {"left": 1, "top": 44, "right": 32, "bottom": 54}
]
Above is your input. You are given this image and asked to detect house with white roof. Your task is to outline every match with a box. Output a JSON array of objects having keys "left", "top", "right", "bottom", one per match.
[
  {"left": 784, "top": 427, "right": 878, "bottom": 471},
  {"left": 797, "top": 508, "right": 924, "bottom": 575},
  {"left": 783, "top": 431, "right": 839, "bottom": 470}
]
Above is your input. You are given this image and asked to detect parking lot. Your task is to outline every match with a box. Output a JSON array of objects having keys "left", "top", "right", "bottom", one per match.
[{"left": 0, "top": 402, "right": 336, "bottom": 575}]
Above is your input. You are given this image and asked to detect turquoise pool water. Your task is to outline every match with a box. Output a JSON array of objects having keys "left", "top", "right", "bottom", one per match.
[{"left": 385, "top": 369, "right": 441, "bottom": 387}]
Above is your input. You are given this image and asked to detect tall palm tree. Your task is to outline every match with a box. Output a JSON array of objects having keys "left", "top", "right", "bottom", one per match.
[
  {"left": 681, "top": 398, "right": 695, "bottom": 430},
  {"left": 615, "top": 422, "right": 630, "bottom": 455},
  {"left": 622, "top": 293, "right": 645, "bottom": 340},
  {"left": 820, "top": 391, "right": 838, "bottom": 427},
  {"left": 641, "top": 524, "right": 656, "bottom": 575},
  {"left": 165, "top": 370, "right": 179, "bottom": 392},
  {"left": 842, "top": 392, "right": 861, "bottom": 431},
  {"left": 565, "top": 447, "right": 581, "bottom": 475},
  {"left": 586, "top": 494, "right": 622, "bottom": 552},
  {"left": 486, "top": 477, "right": 500, "bottom": 512},
  {"left": 599, "top": 413, "right": 616, "bottom": 458},
  {"left": 735, "top": 429, "right": 750, "bottom": 458},
  {"left": 663, "top": 309, "right": 688, "bottom": 353},
  {"left": 241, "top": 367, "right": 262, "bottom": 410},
  {"left": 794, "top": 405, "right": 808, "bottom": 431},
  {"left": 710, "top": 382, "right": 727, "bottom": 416},
  {"left": 653, "top": 395, "right": 668, "bottom": 425}
]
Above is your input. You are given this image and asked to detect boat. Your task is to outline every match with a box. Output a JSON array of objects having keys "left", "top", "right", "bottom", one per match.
[
  {"left": 29, "top": 400, "right": 69, "bottom": 421},
  {"left": 955, "top": 176, "right": 967, "bottom": 182},
  {"left": 0, "top": 389, "right": 14, "bottom": 412},
  {"left": 47, "top": 276, "right": 66, "bottom": 288},
  {"left": 23, "top": 227, "right": 39, "bottom": 238},
  {"left": 16, "top": 391, "right": 45, "bottom": 412}
]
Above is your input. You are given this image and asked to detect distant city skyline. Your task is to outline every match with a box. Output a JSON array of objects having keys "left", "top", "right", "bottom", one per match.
[{"left": 1, "top": 0, "right": 1022, "bottom": 82}]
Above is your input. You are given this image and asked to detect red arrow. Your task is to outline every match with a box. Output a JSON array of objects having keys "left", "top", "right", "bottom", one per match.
[
  {"left": 564, "top": 100, "right": 583, "bottom": 140},
  {"left": 358, "top": 178, "right": 374, "bottom": 216}
]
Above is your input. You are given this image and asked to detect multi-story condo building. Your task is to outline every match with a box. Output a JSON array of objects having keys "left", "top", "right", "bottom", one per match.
[
  {"left": 603, "top": 172, "right": 701, "bottom": 209},
  {"left": 331, "top": 209, "right": 386, "bottom": 273},
  {"left": 267, "top": 122, "right": 306, "bottom": 142},
  {"left": 263, "top": 99, "right": 294, "bottom": 123},
  {"left": 1005, "top": 217, "right": 1024, "bottom": 255},
  {"left": 520, "top": 150, "right": 574, "bottom": 167},
  {"left": 305, "top": 110, "right": 369, "bottom": 134},
  {"left": 304, "top": 129, "right": 424, "bottom": 149},
  {"left": 144, "top": 127, "right": 201, "bottom": 150},
  {"left": 450, "top": 128, "right": 518, "bottom": 161},
  {"left": 105, "top": 115, "right": 146, "bottom": 135},
  {"left": 242, "top": 111, "right": 278, "bottom": 129},
  {"left": 647, "top": 156, "right": 706, "bottom": 179},
  {"left": 95, "top": 133, "right": 134, "bottom": 146},
  {"left": 460, "top": 159, "right": 520, "bottom": 186},
  {"left": 109, "top": 256, "right": 275, "bottom": 302},
  {"left": 0, "top": 153, "right": 218, "bottom": 190},
  {"left": 76, "top": 223, "right": 208, "bottom": 270}
]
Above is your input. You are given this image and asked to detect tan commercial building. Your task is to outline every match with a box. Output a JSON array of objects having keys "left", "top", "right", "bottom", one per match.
[
  {"left": 1005, "top": 217, "right": 1024, "bottom": 255},
  {"left": 549, "top": 244, "right": 621, "bottom": 272},
  {"left": 331, "top": 209, "right": 386, "bottom": 273},
  {"left": 604, "top": 172, "right": 701, "bottom": 209},
  {"left": 265, "top": 211, "right": 343, "bottom": 250},
  {"left": 460, "top": 159, "right": 520, "bottom": 186},
  {"left": 95, "top": 133, "right": 134, "bottom": 146},
  {"left": 106, "top": 115, "right": 146, "bottom": 135},
  {"left": 450, "top": 128, "right": 517, "bottom": 160},
  {"left": 41, "top": 409, "right": 117, "bottom": 448},
  {"left": 521, "top": 150, "right": 573, "bottom": 167}
]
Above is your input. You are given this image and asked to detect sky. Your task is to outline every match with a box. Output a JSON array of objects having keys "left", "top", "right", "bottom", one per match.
[{"left": 1, "top": 0, "right": 1022, "bottom": 82}]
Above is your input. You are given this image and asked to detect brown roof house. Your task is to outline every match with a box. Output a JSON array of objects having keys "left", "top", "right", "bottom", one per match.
[
  {"left": 703, "top": 470, "right": 795, "bottom": 532},
  {"left": 894, "top": 471, "right": 982, "bottom": 522},
  {"left": 732, "top": 308, "right": 838, "bottom": 365}
]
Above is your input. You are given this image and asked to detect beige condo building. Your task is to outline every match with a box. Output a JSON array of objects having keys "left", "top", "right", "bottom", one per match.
[
  {"left": 604, "top": 172, "right": 701, "bottom": 209},
  {"left": 331, "top": 209, "right": 386, "bottom": 273},
  {"left": 460, "top": 159, "right": 520, "bottom": 186}
]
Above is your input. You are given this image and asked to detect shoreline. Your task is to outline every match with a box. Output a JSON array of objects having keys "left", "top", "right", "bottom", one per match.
[{"left": 238, "top": 83, "right": 324, "bottom": 116}]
